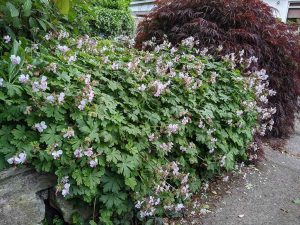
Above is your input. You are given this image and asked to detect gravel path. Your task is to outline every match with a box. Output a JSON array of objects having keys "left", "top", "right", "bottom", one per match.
[{"left": 200, "top": 120, "right": 300, "bottom": 225}]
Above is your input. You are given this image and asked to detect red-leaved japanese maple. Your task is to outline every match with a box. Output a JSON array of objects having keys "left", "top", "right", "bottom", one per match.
[{"left": 136, "top": 0, "right": 300, "bottom": 137}]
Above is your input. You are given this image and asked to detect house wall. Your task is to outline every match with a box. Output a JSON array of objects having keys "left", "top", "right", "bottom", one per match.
[{"left": 263, "top": 0, "right": 290, "bottom": 22}]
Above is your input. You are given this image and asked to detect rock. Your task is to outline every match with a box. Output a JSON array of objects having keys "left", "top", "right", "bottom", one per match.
[
  {"left": 49, "top": 189, "right": 93, "bottom": 224},
  {"left": 0, "top": 167, "right": 56, "bottom": 225}
]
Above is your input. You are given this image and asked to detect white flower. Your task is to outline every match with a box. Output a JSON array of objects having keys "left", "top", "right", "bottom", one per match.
[
  {"left": 269, "top": 90, "right": 277, "bottom": 96},
  {"left": 0, "top": 78, "right": 4, "bottom": 87},
  {"left": 10, "top": 55, "right": 21, "bottom": 65},
  {"left": 19, "top": 74, "right": 30, "bottom": 84},
  {"left": 7, "top": 152, "right": 27, "bottom": 165},
  {"left": 89, "top": 159, "right": 97, "bottom": 168},
  {"left": 52, "top": 150, "right": 63, "bottom": 159},
  {"left": 78, "top": 99, "right": 87, "bottom": 110},
  {"left": 46, "top": 95, "right": 55, "bottom": 103},
  {"left": 77, "top": 39, "right": 83, "bottom": 49},
  {"left": 33, "top": 76, "right": 48, "bottom": 91},
  {"left": 237, "top": 110, "right": 243, "bottom": 116},
  {"left": 138, "top": 84, "right": 147, "bottom": 92},
  {"left": 211, "top": 137, "right": 218, "bottom": 143},
  {"left": 87, "top": 90, "right": 94, "bottom": 102},
  {"left": 256, "top": 69, "right": 268, "bottom": 80},
  {"left": 63, "top": 127, "right": 75, "bottom": 138},
  {"left": 200, "top": 48, "right": 209, "bottom": 56},
  {"left": 32, "top": 81, "right": 40, "bottom": 92},
  {"left": 111, "top": 62, "right": 119, "bottom": 70},
  {"left": 167, "top": 124, "right": 179, "bottom": 134},
  {"left": 68, "top": 55, "right": 77, "bottom": 64},
  {"left": 58, "top": 92, "right": 65, "bottom": 103},
  {"left": 32, "top": 44, "right": 39, "bottom": 50},
  {"left": 61, "top": 183, "right": 70, "bottom": 197},
  {"left": 58, "top": 30, "right": 69, "bottom": 40},
  {"left": 7, "top": 157, "right": 14, "bottom": 164},
  {"left": 259, "top": 95, "right": 268, "bottom": 104},
  {"left": 151, "top": 80, "right": 170, "bottom": 97},
  {"left": 19, "top": 152, "right": 26, "bottom": 162},
  {"left": 175, "top": 203, "right": 185, "bottom": 211},
  {"left": 135, "top": 200, "right": 144, "bottom": 209},
  {"left": 180, "top": 146, "right": 187, "bottom": 152},
  {"left": 34, "top": 121, "right": 47, "bottom": 133},
  {"left": 159, "top": 142, "right": 173, "bottom": 152},
  {"left": 47, "top": 63, "right": 57, "bottom": 73},
  {"left": 148, "top": 133, "right": 155, "bottom": 142},
  {"left": 198, "top": 120, "right": 205, "bottom": 128},
  {"left": 220, "top": 156, "right": 226, "bottom": 167},
  {"left": 44, "top": 33, "right": 51, "bottom": 40},
  {"left": 3, "top": 35, "right": 11, "bottom": 43},
  {"left": 200, "top": 208, "right": 209, "bottom": 215},
  {"left": 217, "top": 45, "right": 223, "bottom": 52},
  {"left": 210, "top": 72, "right": 218, "bottom": 83},
  {"left": 209, "top": 148, "right": 215, "bottom": 154},
  {"left": 74, "top": 149, "right": 83, "bottom": 158},
  {"left": 181, "top": 116, "right": 190, "bottom": 125},
  {"left": 84, "top": 148, "right": 93, "bottom": 157},
  {"left": 57, "top": 45, "right": 69, "bottom": 53}
]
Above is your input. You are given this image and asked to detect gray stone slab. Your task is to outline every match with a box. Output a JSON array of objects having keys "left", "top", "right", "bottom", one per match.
[{"left": 0, "top": 168, "right": 56, "bottom": 225}]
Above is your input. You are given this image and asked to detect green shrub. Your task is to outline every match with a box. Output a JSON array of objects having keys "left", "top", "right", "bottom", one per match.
[
  {"left": 0, "top": 35, "right": 274, "bottom": 223},
  {"left": 70, "top": 4, "right": 134, "bottom": 38},
  {"left": 0, "top": 0, "right": 66, "bottom": 40},
  {"left": 94, "top": 7, "right": 134, "bottom": 37},
  {"left": 98, "top": 0, "right": 131, "bottom": 10}
]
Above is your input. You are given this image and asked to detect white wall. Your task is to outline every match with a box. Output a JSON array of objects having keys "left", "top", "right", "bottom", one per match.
[
  {"left": 263, "top": 0, "right": 290, "bottom": 22},
  {"left": 130, "top": 0, "right": 155, "bottom": 16}
]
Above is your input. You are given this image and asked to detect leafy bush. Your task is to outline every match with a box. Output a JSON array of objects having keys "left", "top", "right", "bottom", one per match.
[
  {"left": 98, "top": 0, "right": 131, "bottom": 10},
  {"left": 70, "top": 5, "right": 134, "bottom": 38},
  {"left": 0, "top": 34, "right": 274, "bottom": 223},
  {"left": 93, "top": 7, "right": 134, "bottom": 37},
  {"left": 0, "top": 0, "right": 66, "bottom": 40},
  {"left": 135, "top": 0, "right": 300, "bottom": 137}
]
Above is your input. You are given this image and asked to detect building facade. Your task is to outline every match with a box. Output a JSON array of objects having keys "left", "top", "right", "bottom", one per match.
[{"left": 130, "top": 0, "right": 300, "bottom": 24}]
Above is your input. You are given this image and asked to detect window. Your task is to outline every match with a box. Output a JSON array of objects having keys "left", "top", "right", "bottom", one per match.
[{"left": 287, "top": 1, "right": 300, "bottom": 27}]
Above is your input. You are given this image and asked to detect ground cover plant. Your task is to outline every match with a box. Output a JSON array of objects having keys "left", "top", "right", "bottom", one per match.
[
  {"left": 0, "top": 33, "right": 276, "bottom": 224},
  {"left": 135, "top": 0, "right": 300, "bottom": 137}
]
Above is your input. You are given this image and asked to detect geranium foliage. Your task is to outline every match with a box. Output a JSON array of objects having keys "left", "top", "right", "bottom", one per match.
[
  {"left": 0, "top": 34, "right": 274, "bottom": 224},
  {"left": 135, "top": 0, "right": 300, "bottom": 137}
]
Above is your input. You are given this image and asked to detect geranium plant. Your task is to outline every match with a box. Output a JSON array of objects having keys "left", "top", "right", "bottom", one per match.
[{"left": 0, "top": 34, "right": 275, "bottom": 224}]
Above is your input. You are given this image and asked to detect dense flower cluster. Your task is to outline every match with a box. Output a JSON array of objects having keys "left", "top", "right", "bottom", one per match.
[
  {"left": 0, "top": 34, "right": 274, "bottom": 223},
  {"left": 135, "top": 0, "right": 300, "bottom": 137}
]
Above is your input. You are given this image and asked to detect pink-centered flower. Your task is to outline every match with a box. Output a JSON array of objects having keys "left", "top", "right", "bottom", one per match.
[
  {"left": 167, "top": 124, "right": 179, "bottom": 134},
  {"left": 89, "top": 159, "right": 97, "bottom": 168},
  {"left": 19, "top": 74, "right": 30, "bottom": 84},
  {"left": 57, "top": 45, "right": 69, "bottom": 53},
  {"left": 74, "top": 149, "right": 83, "bottom": 158},
  {"left": 10, "top": 55, "right": 21, "bottom": 65},
  {"left": 84, "top": 148, "right": 93, "bottom": 157}
]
